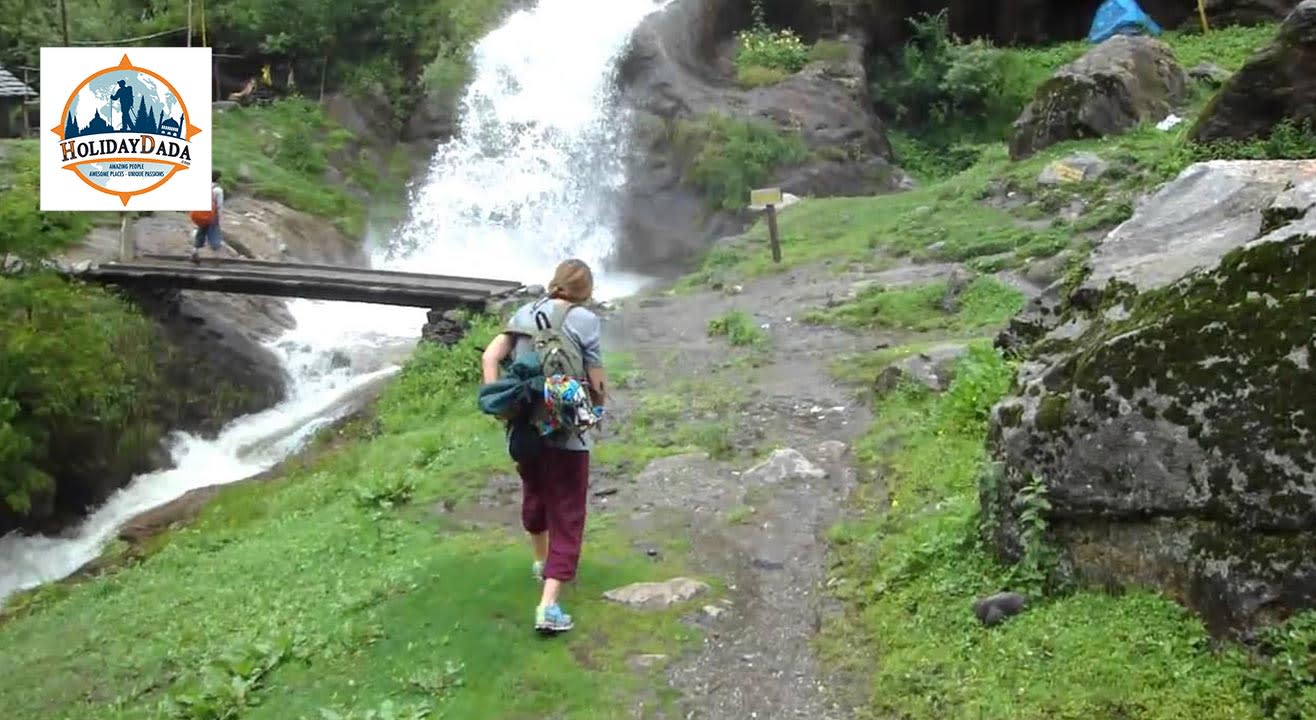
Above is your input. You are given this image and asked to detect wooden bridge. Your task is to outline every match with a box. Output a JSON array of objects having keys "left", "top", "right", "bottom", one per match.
[{"left": 71, "top": 255, "right": 526, "bottom": 308}]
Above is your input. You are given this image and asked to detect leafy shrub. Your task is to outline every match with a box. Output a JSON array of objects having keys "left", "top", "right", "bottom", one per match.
[
  {"left": 0, "top": 274, "right": 159, "bottom": 518},
  {"left": 1189, "top": 118, "right": 1316, "bottom": 163},
  {"left": 735, "top": 28, "right": 808, "bottom": 75},
  {"left": 0, "top": 142, "right": 93, "bottom": 260},
  {"left": 871, "top": 11, "right": 1038, "bottom": 175},
  {"left": 675, "top": 113, "right": 807, "bottom": 210},
  {"left": 707, "top": 309, "right": 767, "bottom": 347}
]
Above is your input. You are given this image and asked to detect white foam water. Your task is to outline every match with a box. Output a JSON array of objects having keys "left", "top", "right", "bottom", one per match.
[{"left": 0, "top": 0, "right": 666, "bottom": 604}]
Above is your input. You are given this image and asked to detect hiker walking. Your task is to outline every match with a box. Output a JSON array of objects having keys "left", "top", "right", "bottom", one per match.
[
  {"left": 189, "top": 170, "right": 225, "bottom": 262},
  {"left": 478, "top": 259, "right": 608, "bottom": 635}
]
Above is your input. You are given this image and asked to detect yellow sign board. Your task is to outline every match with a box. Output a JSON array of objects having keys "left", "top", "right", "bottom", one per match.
[
  {"left": 749, "top": 187, "right": 783, "bottom": 207},
  {"left": 1052, "top": 163, "right": 1085, "bottom": 183}
]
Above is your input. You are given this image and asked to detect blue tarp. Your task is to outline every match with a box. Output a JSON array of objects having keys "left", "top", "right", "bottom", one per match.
[{"left": 1087, "top": 0, "right": 1163, "bottom": 44}]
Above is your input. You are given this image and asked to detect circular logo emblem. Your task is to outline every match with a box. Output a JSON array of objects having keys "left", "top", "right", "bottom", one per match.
[{"left": 49, "top": 54, "right": 201, "bottom": 206}]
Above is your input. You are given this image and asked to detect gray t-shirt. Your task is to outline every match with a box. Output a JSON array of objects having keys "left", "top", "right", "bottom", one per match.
[{"left": 506, "top": 297, "right": 602, "bottom": 451}]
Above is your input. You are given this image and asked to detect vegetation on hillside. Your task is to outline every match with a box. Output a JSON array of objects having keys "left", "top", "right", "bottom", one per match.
[
  {"left": 0, "top": 327, "right": 705, "bottom": 720},
  {"left": 0, "top": 143, "right": 165, "bottom": 523},
  {"left": 0, "top": 0, "right": 503, "bottom": 108},
  {"left": 674, "top": 112, "right": 808, "bottom": 211}
]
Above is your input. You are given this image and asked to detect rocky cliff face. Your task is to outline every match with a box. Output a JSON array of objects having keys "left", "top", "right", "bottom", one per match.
[
  {"left": 984, "top": 159, "right": 1316, "bottom": 638},
  {"left": 615, "top": 0, "right": 909, "bottom": 273},
  {"left": 1192, "top": 0, "right": 1316, "bottom": 143}
]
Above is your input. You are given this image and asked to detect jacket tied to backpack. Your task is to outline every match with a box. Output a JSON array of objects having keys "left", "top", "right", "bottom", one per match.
[{"left": 477, "top": 298, "right": 603, "bottom": 460}]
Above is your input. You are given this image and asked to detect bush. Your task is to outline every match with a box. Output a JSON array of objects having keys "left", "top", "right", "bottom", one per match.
[
  {"left": 0, "top": 142, "right": 93, "bottom": 260},
  {"left": 871, "top": 11, "right": 1038, "bottom": 174},
  {"left": 735, "top": 28, "right": 808, "bottom": 75},
  {"left": 707, "top": 310, "right": 767, "bottom": 347},
  {"left": 675, "top": 113, "right": 808, "bottom": 210},
  {"left": 0, "top": 275, "right": 160, "bottom": 519}
]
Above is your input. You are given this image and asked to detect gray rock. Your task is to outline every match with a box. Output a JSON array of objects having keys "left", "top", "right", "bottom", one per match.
[
  {"left": 985, "top": 159, "right": 1316, "bottom": 637},
  {"left": 1192, "top": 1, "right": 1316, "bottom": 143},
  {"left": 815, "top": 440, "right": 850, "bottom": 464},
  {"left": 873, "top": 343, "right": 970, "bottom": 395},
  {"left": 1010, "top": 35, "right": 1188, "bottom": 159},
  {"left": 972, "top": 592, "right": 1028, "bottom": 626},
  {"left": 211, "top": 100, "right": 238, "bottom": 113},
  {"left": 1187, "top": 61, "right": 1231, "bottom": 87},
  {"left": 1036, "top": 152, "right": 1110, "bottom": 185},
  {"left": 603, "top": 577, "right": 710, "bottom": 609},
  {"left": 743, "top": 449, "right": 827, "bottom": 484},
  {"left": 1265, "top": 177, "right": 1316, "bottom": 230},
  {"left": 1080, "top": 160, "right": 1312, "bottom": 301},
  {"left": 614, "top": 0, "right": 908, "bottom": 272}
]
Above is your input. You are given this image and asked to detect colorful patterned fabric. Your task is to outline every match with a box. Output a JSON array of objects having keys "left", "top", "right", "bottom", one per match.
[{"left": 539, "top": 374, "right": 602, "bottom": 437}]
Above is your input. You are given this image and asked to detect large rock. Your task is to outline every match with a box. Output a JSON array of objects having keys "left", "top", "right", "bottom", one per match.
[
  {"left": 615, "top": 0, "right": 908, "bottom": 273},
  {"left": 984, "top": 158, "right": 1316, "bottom": 638},
  {"left": 1191, "top": 0, "right": 1316, "bottom": 143},
  {"left": 1009, "top": 35, "right": 1188, "bottom": 160}
]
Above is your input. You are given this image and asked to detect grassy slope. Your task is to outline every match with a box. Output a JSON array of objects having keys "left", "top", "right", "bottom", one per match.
[
  {"left": 0, "top": 328, "right": 703, "bottom": 720},
  {"left": 695, "top": 22, "right": 1313, "bottom": 720}
]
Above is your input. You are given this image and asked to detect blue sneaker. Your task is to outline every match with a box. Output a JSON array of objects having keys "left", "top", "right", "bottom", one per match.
[
  {"left": 532, "top": 560, "right": 544, "bottom": 582},
  {"left": 535, "top": 603, "right": 574, "bottom": 634}
]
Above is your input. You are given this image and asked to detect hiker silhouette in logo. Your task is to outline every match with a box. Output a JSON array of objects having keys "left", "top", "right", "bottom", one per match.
[
  {"left": 110, "top": 79, "right": 135, "bottom": 132},
  {"left": 478, "top": 259, "right": 608, "bottom": 636}
]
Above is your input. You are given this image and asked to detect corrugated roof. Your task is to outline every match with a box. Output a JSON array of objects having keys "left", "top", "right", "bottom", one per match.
[{"left": 0, "top": 65, "right": 36, "bottom": 98}]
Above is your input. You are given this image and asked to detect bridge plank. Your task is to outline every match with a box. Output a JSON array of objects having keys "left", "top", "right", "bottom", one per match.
[{"left": 73, "top": 257, "right": 525, "bottom": 309}]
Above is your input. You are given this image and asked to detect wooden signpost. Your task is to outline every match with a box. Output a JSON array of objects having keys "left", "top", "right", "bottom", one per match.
[{"left": 750, "top": 186, "right": 783, "bottom": 263}]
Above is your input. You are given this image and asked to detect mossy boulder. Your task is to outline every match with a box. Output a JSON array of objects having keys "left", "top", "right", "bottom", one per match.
[
  {"left": 984, "top": 159, "right": 1316, "bottom": 637},
  {"left": 1009, "top": 35, "right": 1187, "bottom": 160}
]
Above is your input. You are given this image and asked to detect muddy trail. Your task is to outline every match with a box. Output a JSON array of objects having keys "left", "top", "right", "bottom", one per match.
[{"left": 453, "top": 258, "right": 1040, "bottom": 718}]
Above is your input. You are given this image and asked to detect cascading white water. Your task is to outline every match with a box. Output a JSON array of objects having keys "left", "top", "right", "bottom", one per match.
[
  {"left": 384, "top": 0, "right": 665, "bottom": 297},
  {"left": 0, "top": 0, "right": 665, "bottom": 604}
]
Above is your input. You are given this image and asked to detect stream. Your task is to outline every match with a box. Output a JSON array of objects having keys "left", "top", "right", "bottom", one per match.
[{"left": 0, "top": 0, "right": 667, "bottom": 605}]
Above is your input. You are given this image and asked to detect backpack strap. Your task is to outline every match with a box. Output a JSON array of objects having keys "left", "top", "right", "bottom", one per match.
[{"left": 533, "top": 298, "right": 579, "bottom": 332}]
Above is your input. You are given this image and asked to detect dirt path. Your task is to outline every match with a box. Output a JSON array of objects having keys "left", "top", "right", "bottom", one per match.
[{"left": 593, "top": 261, "right": 972, "bottom": 720}]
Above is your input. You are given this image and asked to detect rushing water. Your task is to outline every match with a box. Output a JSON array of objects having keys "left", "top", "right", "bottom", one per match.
[{"left": 0, "top": 0, "right": 666, "bottom": 604}]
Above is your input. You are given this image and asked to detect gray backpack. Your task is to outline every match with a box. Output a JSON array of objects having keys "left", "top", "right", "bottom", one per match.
[{"left": 526, "top": 298, "right": 587, "bottom": 381}]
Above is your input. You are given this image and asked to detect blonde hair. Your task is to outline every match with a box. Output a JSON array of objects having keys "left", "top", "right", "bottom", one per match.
[{"left": 548, "top": 259, "right": 594, "bottom": 303}]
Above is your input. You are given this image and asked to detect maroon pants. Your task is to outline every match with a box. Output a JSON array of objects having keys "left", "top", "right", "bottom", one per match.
[{"left": 517, "top": 447, "right": 590, "bottom": 582}]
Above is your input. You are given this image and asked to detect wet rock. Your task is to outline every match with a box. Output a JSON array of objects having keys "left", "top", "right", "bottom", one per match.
[
  {"left": 873, "top": 343, "right": 969, "bottom": 395},
  {"left": 420, "top": 308, "right": 468, "bottom": 347},
  {"left": 985, "top": 158, "right": 1316, "bottom": 637},
  {"left": 1188, "top": 61, "right": 1231, "bottom": 87},
  {"left": 1192, "top": 1, "right": 1316, "bottom": 143},
  {"left": 1037, "top": 152, "right": 1110, "bottom": 185},
  {"left": 742, "top": 449, "right": 827, "bottom": 484},
  {"left": 1010, "top": 35, "right": 1187, "bottom": 159},
  {"left": 973, "top": 592, "right": 1029, "bottom": 626},
  {"left": 604, "top": 577, "right": 710, "bottom": 609}
]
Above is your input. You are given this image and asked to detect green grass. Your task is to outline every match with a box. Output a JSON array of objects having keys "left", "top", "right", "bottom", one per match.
[
  {"left": 674, "top": 112, "right": 808, "bottom": 210},
  {"left": 706, "top": 309, "right": 768, "bottom": 347},
  {"left": 0, "top": 322, "right": 706, "bottom": 720},
  {"left": 809, "top": 275, "right": 1024, "bottom": 333},
  {"left": 594, "top": 374, "right": 747, "bottom": 470},
  {"left": 821, "top": 343, "right": 1281, "bottom": 720},
  {"left": 213, "top": 97, "right": 409, "bottom": 236}
]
